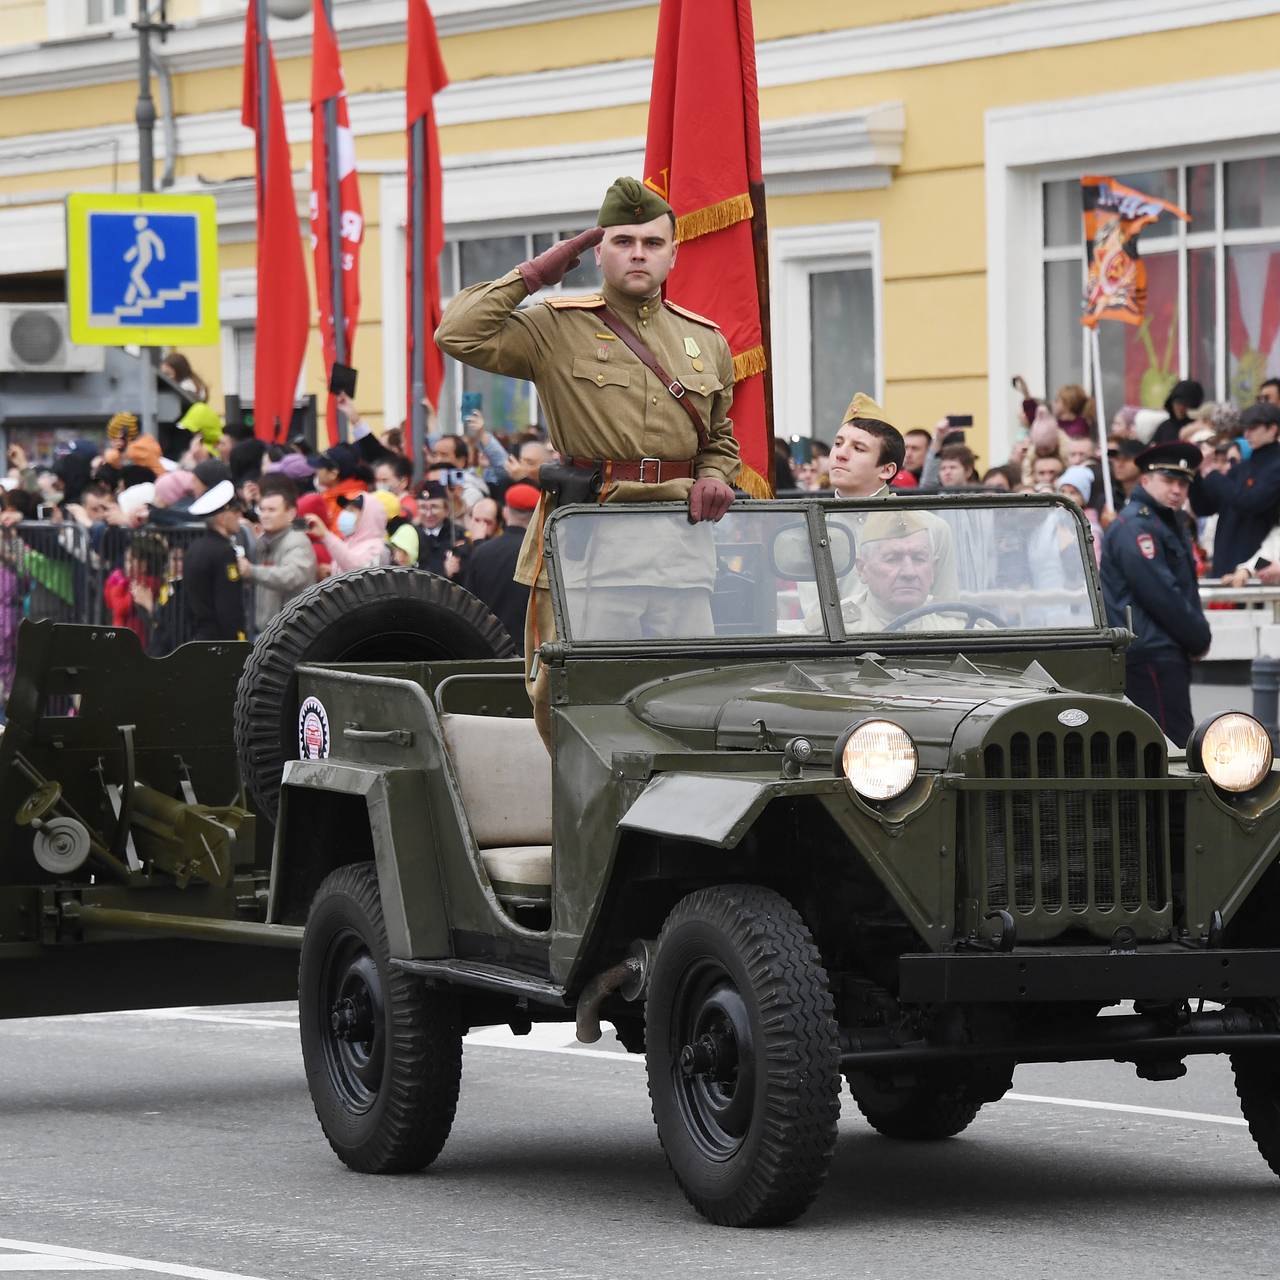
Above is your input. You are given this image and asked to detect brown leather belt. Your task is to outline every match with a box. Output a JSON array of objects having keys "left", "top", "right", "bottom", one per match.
[{"left": 563, "top": 455, "right": 695, "bottom": 484}]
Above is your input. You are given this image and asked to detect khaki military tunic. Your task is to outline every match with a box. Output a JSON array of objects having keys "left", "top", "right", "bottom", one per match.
[{"left": 435, "top": 271, "right": 741, "bottom": 589}]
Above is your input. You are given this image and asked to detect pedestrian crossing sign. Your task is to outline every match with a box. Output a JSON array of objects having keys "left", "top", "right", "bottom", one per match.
[{"left": 65, "top": 192, "right": 219, "bottom": 346}]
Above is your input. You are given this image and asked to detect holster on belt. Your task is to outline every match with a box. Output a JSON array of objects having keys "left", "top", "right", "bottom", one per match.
[
  {"left": 538, "top": 460, "right": 602, "bottom": 508},
  {"left": 538, "top": 461, "right": 602, "bottom": 560}
]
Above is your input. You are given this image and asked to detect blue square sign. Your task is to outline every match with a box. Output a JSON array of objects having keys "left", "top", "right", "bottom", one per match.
[{"left": 67, "top": 193, "right": 219, "bottom": 347}]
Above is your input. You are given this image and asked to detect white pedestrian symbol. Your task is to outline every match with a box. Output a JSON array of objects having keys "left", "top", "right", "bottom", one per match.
[{"left": 123, "top": 215, "right": 165, "bottom": 305}]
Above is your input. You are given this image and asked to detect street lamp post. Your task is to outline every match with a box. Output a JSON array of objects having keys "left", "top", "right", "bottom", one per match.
[{"left": 133, "top": 1, "right": 172, "bottom": 437}]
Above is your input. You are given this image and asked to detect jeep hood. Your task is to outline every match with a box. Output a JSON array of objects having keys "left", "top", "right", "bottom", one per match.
[{"left": 627, "top": 657, "right": 1066, "bottom": 768}]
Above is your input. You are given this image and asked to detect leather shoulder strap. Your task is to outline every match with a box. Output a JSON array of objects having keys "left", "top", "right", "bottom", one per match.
[{"left": 593, "top": 305, "right": 710, "bottom": 452}]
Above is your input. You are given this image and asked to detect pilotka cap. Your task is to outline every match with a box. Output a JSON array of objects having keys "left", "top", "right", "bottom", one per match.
[{"left": 597, "top": 177, "right": 674, "bottom": 228}]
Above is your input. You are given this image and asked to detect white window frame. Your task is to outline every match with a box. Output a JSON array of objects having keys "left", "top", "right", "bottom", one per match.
[
  {"left": 48, "top": 0, "right": 131, "bottom": 39},
  {"left": 381, "top": 171, "right": 601, "bottom": 432},
  {"left": 987, "top": 68, "right": 1280, "bottom": 462},
  {"left": 769, "top": 221, "right": 883, "bottom": 440}
]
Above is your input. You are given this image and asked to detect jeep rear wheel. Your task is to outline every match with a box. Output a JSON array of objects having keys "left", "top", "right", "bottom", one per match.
[
  {"left": 846, "top": 1071, "right": 983, "bottom": 1141},
  {"left": 645, "top": 885, "right": 840, "bottom": 1228},
  {"left": 300, "top": 862, "right": 462, "bottom": 1173}
]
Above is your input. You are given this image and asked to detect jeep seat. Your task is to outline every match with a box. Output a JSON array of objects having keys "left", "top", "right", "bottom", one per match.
[{"left": 439, "top": 713, "right": 552, "bottom": 903}]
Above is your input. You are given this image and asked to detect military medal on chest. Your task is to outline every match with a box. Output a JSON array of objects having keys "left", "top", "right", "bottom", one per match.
[{"left": 685, "top": 335, "right": 704, "bottom": 372}]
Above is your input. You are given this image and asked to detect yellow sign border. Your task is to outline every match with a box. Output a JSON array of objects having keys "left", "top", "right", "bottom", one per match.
[{"left": 66, "top": 192, "right": 220, "bottom": 347}]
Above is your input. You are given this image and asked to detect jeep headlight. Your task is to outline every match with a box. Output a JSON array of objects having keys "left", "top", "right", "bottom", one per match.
[
  {"left": 838, "top": 719, "right": 918, "bottom": 801},
  {"left": 1190, "top": 713, "right": 1274, "bottom": 794}
]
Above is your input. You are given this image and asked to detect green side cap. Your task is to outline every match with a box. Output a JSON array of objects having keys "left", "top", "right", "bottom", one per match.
[{"left": 598, "top": 176, "right": 674, "bottom": 228}]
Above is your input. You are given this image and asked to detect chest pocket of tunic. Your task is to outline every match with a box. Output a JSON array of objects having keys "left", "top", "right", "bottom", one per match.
[
  {"left": 573, "top": 357, "right": 631, "bottom": 390},
  {"left": 677, "top": 369, "right": 724, "bottom": 415}
]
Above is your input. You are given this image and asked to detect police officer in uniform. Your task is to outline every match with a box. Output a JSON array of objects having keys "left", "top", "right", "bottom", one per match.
[
  {"left": 183, "top": 479, "right": 248, "bottom": 642},
  {"left": 436, "top": 177, "right": 741, "bottom": 746},
  {"left": 1100, "top": 441, "right": 1211, "bottom": 746}
]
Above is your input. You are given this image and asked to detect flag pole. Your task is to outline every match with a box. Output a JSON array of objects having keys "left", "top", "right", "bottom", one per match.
[
  {"left": 747, "top": 177, "right": 775, "bottom": 494},
  {"left": 409, "top": 117, "right": 428, "bottom": 489},
  {"left": 321, "top": 0, "right": 347, "bottom": 444},
  {"left": 1090, "top": 326, "right": 1115, "bottom": 511},
  {"left": 255, "top": 0, "right": 268, "bottom": 219}
]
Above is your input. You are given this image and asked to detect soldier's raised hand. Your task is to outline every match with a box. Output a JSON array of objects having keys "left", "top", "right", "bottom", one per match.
[{"left": 518, "top": 227, "right": 606, "bottom": 292}]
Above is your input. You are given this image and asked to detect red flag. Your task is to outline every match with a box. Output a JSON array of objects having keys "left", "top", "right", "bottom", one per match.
[
  {"left": 406, "top": 0, "right": 449, "bottom": 437},
  {"left": 644, "top": 0, "right": 771, "bottom": 495},
  {"left": 310, "top": 0, "right": 363, "bottom": 449},
  {"left": 242, "top": 2, "right": 309, "bottom": 445}
]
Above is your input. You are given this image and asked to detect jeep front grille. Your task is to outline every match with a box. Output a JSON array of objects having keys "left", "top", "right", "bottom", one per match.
[{"left": 977, "top": 728, "right": 1175, "bottom": 923}]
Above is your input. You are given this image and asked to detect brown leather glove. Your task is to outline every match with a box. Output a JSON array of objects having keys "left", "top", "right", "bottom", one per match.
[
  {"left": 517, "top": 227, "right": 605, "bottom": 292},
  {"left": 688, "top": 476, "right": 735, "bottom": 524}
]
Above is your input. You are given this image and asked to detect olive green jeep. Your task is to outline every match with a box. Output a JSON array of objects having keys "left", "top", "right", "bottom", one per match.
[{"left": 266, "top": 494, "right": 1280, "bottom": 1228}]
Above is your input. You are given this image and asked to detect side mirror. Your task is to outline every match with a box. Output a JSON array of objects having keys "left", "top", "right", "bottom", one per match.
[{"left": 769, "top": 522, "right": 855, "bottom": 580}]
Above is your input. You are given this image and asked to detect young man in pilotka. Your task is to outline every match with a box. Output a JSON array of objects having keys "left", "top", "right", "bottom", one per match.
[{"left": 435, "top": 177, "right": 741, "bottom": 747}]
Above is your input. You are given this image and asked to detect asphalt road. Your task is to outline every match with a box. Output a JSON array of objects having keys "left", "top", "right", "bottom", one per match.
[{"left": 1, "top": 1002, "right": 1277, "bottom": 1280}]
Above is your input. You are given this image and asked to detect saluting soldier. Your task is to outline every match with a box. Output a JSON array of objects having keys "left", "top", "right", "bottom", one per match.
[
  {"left": 436, "top": 176, "right": 741, "bottom": 746},
  {"left": 1100, "top": 441, "right": 1211, "bottom": 746}
]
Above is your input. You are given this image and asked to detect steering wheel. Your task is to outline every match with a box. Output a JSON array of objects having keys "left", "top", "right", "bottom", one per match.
[{"left": 883, "top": 600, "right": 1007, "bottom": 631}]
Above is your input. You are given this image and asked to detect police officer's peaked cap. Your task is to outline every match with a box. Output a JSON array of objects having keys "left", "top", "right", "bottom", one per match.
[
  {"left": 597, "top": 177, "right": 674, "bottom": 228},
  {"left": 1241, "top": 402, "right": 1280, "bottom": 430},
  {"left": 1136, "top": 441, "right": 1201, "bottom": 478},
  {"left": 189, "top": 479, "right": 236, "bottom": 517}
]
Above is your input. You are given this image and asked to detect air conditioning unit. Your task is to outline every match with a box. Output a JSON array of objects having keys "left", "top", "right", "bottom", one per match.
[{"left": 0, "top": 304, "right": 104, "bottom": 374}]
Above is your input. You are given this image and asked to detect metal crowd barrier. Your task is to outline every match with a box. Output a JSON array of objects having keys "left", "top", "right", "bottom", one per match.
[{"left": 0, "top": 521, "right": 250, "bottom": 718}]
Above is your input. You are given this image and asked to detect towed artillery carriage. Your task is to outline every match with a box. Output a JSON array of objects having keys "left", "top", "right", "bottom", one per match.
[{"left": 7, "top": 491, "right": 1280, "bottom": 1227}]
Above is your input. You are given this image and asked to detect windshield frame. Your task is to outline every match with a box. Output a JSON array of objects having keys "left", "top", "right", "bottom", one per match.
[{"left": 542, "top": 492, "right": 1105, "bottom": 655}]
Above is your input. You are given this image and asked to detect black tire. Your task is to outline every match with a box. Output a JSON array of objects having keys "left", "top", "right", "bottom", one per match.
[
  {"left": 299, "top": 862, "right": 462, "bottom": 1173},
  {"left": 1232, "top": 1001, "right": 1280, "bottom": 1179},
  {"left": 234, "top": 567, "right": 514, "bottom": 822},
  {"left": 645, "top": 884, "right": 840, "bottom": 1228},
  {"left": 846, "top": 1072, "right": 983, "bottom": 1141}
]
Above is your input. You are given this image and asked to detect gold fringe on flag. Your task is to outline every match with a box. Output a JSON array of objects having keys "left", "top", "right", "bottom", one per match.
[
  {"left": 732, "top": 344, "right": 767, "bottom": 383},
  {"left": 675, "top": 192, "right": 753, "bottom": 243},
  {"left": 736, "top": 461, "right": 773, "bottom": 499}
]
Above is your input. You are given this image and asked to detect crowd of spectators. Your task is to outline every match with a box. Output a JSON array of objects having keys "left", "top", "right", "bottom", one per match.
[
  {"left": 777, "top": 375, "right": 1280, "bottom": 584},
  {"left": 0, "top": 356, "right": 559, "bottom": 693},
  {"left": 7, "top": 344, "right": 1280, "bottom": 707}
]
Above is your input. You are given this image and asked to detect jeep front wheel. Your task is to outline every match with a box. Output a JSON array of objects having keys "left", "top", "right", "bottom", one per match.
[
  {"left": 299, "top": 862, "right": 462, "bottom": 1173},
  {"left": 1232, "top": 1000, "right": 1280, "bottom": 1179},
  {"left": 645, "top": 884, "right": 840, "bottom": 1227}
]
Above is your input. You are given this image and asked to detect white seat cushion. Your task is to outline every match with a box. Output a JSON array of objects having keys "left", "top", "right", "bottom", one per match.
[
  {"left": 440, "top": 713, "right": 553, "bottom": 848},
  {"left": 480, "top": 845, "right": 553, "bottom": 893}
]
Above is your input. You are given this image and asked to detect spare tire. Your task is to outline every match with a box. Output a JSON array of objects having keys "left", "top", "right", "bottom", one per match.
[{"left": 234, "top": 568, "right": 515, "bottom": 822}]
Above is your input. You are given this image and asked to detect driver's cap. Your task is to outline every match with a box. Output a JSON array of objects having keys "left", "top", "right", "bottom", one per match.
[{"left": 859, "top": 510, "right": 930, "bottom": 546}]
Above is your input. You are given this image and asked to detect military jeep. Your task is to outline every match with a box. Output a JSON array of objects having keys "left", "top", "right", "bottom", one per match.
[{"left": 267, "top": 494, "right": 1280, "bottom": 1228}]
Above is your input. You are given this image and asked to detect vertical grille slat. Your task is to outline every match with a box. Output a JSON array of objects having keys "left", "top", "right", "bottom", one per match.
[{"left": 979, "top": 719, "right": 1171, "bottom": 929}]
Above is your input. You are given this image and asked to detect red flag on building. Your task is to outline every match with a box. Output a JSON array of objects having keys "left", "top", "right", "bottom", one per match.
[
  {"left": 241, "top": 1, "right": 309, "bottom": 444},
  {"left": 644, "top": 0, "right": 771, "bottom": 495},
  {"left": 406, "top": 0, "right": 449, "bottom": 434},
  {"left": 310, "top": 0, "right": 363, "bottom": 449},
  {"left": 1081, "top": 175, "right": 1189, "bottom": 328}
]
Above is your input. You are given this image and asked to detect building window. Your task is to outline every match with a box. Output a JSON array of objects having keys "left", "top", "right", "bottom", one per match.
[
  {"left": 771, "top": 223, "right": 882, "bottom": 443},
  {"left": 435, "top": 231, "right": 603, "bottom": 437},
  {"left": 84, "top": 0, "right": 129, "bottom": 28},
  {"left": 1041, "top": 153, "right": 1280, "bottom": 419}
]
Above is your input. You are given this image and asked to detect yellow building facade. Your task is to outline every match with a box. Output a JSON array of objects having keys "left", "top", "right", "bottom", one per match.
[{"left": 2, "top": 0, "right": 1280, "bottom": 469}]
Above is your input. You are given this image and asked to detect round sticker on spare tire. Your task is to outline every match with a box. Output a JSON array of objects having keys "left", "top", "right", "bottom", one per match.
[{"left": 298, "top": 697, "right": 330, "bottom": 760}]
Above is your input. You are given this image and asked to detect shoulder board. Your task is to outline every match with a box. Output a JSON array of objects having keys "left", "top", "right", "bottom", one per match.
[
  {"left": 663, "top": 300, "right": 720, "bottom": 329},
  {"left": 545, "top": 294, "right": 604, "bottom": 310}
]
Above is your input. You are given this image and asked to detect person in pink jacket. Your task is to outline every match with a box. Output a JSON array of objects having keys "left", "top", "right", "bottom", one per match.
[{"left": 302, "top": 493, "right": 391, "bottom": 572}]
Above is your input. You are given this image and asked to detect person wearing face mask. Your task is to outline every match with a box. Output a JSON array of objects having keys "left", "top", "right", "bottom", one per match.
[
  {"left": 302, "top": 492, "right": 392, "bottom": 571},
  {"left": 309, "top": 443, "right": 368, "bottom": 531}
]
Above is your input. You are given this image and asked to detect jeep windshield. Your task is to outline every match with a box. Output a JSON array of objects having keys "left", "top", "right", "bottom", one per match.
[{"left": 545, "top": 496, "right": 1100, "bottom": 645}]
